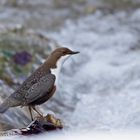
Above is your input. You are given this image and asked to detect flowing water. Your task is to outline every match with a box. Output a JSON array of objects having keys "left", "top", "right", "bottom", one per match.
[
  {"left": 3, "top": 8, "right": 140, "bottom": 137},
  {"left": 47, "top": 9, "right": 140, "bottom": 131},
  {"left": 1, "top": 0, "right": 140, "bottom": 139}
]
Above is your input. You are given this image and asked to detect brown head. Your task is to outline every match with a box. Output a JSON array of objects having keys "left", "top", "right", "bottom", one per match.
[{"left": 46, "top": 47, "right": 79, "bottom": 69}]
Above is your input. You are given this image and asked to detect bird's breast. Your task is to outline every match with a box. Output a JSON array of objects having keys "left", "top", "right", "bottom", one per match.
[{"left": 51, "top": 68, "right": 60, "bottom": 85}]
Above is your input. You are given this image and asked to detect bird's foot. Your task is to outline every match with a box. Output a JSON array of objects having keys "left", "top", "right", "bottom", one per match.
[
  {"left": 34, "top": 114, "right": 63, "bottom": 128},
  {"left": 34, "top": 115, "right": 44, "bottom": 121},
  {"left": 32, "top": 106, "right": 44, "bottom": 117}
]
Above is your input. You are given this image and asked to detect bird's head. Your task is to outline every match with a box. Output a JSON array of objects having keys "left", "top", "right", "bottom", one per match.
[{"left": 47, "top": 47, "right": 79, "bottom": 69}]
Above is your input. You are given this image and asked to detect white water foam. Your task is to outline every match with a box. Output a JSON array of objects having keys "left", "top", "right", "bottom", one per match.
[{"left": 47, "top": 9, "right": 140, "bottom": 131}]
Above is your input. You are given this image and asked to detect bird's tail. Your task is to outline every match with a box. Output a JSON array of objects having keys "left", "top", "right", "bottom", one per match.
[{"left": 0, "top": 101, "right": 9, "bottom": 113}]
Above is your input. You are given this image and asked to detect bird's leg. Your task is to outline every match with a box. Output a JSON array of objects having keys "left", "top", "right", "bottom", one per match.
[
  {"left": 32, "top": 106, "right": 43, "bottom": 118},
  {"left": 28, "top": 106, "right": 34, "bottom": 121}
]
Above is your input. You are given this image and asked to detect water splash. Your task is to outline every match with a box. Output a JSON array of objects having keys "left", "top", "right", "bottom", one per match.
[{"left": 47, "top": 9, "right": 140, "bottom": 130}]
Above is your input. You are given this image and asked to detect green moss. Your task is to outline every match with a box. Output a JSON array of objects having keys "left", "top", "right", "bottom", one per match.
[{"left": 0, "top": 29, "right": 54, "bottom": 86}]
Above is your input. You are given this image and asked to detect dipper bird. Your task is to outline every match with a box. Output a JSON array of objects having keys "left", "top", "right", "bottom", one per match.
[{"left": 0, "top": 47, "right": 79, "bottom": 120}]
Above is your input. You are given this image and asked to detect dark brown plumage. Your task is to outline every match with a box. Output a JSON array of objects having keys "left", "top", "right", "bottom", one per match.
[{"left": 0, "top": 47, "right": 79, "bottom": 120}]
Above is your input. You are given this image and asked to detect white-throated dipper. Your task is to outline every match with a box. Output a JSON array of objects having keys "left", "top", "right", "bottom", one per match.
[{"left": 0, "top": 47, "right": 79, "bottom": 120}]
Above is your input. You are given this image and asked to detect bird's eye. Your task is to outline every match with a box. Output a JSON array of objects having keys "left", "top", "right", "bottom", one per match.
[{"left": 62, "top": 51, "right": 66, "bottom": 55}]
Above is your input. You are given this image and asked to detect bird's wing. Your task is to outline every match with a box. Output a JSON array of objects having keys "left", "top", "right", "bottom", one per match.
[{"left": 24, "top": 73, "right": 55, "bottom": 104}]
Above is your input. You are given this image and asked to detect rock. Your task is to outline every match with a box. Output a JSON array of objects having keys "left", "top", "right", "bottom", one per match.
[
  {"left": 0, "top": 29, "right": 59, "bottom": 85},
  {"left": 0, "top": 114, "right": 63, "bottom": 136}
]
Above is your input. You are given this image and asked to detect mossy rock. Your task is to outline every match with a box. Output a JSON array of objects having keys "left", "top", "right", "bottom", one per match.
[{"left": 0, "top": 29, "right": 59, "bottom": 85}]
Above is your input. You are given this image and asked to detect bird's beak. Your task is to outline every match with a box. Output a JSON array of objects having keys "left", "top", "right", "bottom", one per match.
[{"left": 70, "top": 51, "right": 80, "bottom": 55}]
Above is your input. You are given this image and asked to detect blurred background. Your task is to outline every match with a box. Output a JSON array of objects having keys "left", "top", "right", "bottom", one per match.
[{"left": 1, "top": 0, "right": 140, "bottom": 134}]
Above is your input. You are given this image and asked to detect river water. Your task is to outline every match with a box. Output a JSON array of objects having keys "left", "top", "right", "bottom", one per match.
[
  {"left": 47, "top": 9, "right": 140, "bottom": 131},
  {"left": 1, "top": 0, "right": 140, "bottom": 139}
]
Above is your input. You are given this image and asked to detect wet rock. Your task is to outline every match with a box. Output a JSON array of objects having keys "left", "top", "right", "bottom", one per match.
[
  {"left": 0, "top": 114, "right": 63, "bottom": 136},
  {"left": 0, "top": 29, "right": 59, "bottom": 85},
  {"left": 21, "top": 114, "right": 63, "bottom": 135}
]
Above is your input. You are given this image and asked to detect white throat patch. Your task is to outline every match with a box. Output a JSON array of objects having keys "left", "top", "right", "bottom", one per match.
[{"left": 51, "top": 55, "right": 70, "bottom": 85}]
